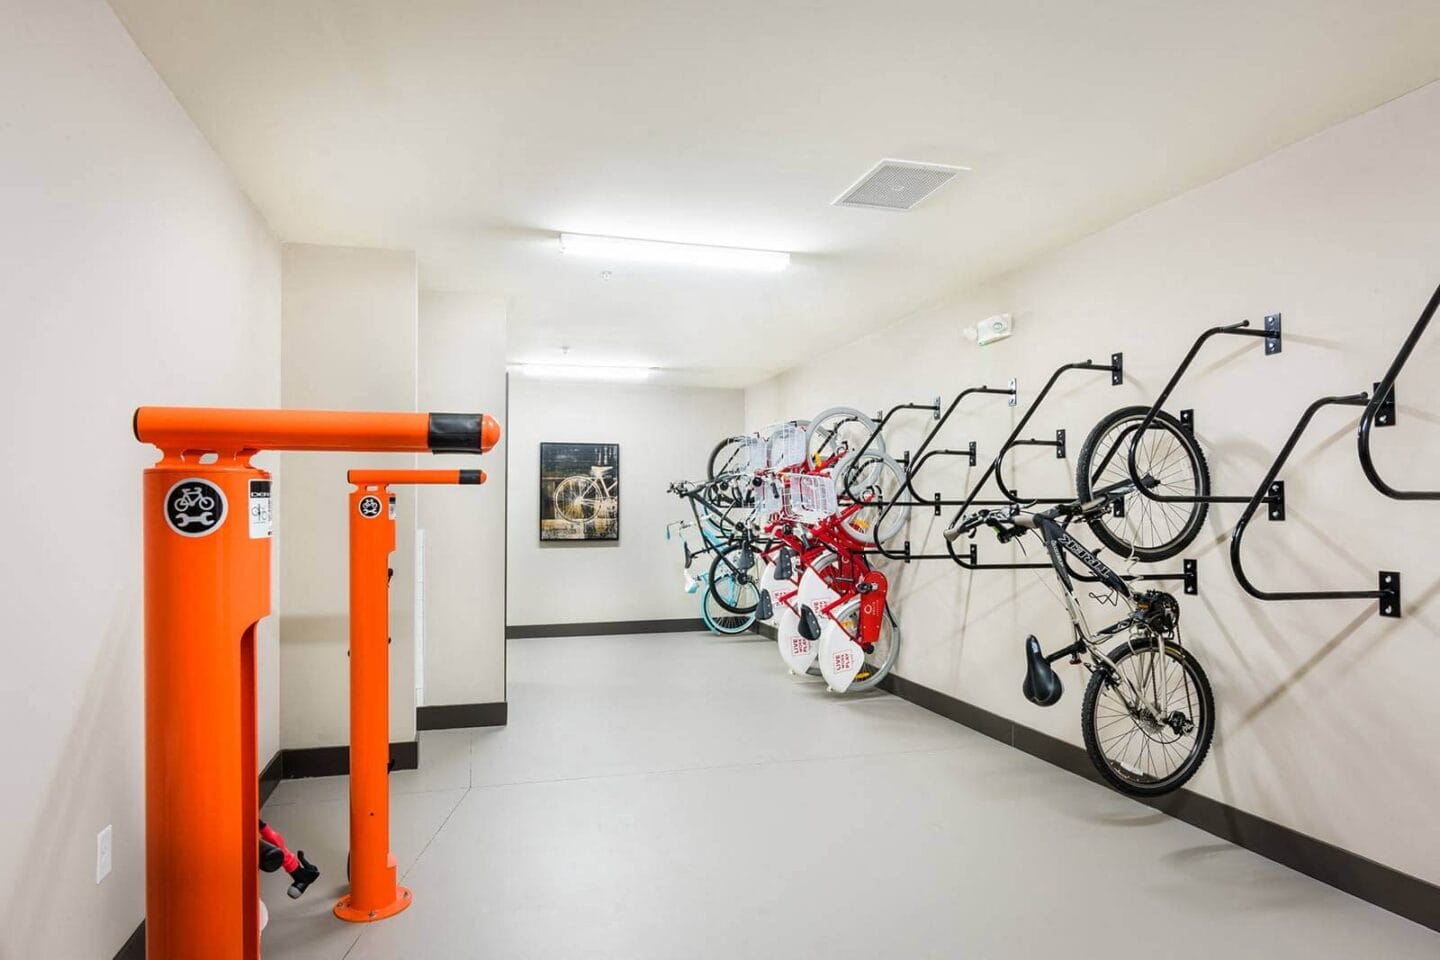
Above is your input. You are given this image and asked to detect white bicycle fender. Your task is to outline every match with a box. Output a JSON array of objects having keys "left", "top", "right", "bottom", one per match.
[
  {"left": 818, "top": 597, "right": 864, "bottom": 693},
  {"left": 775, "top": 606, "right": 818, "bottom": 674}
]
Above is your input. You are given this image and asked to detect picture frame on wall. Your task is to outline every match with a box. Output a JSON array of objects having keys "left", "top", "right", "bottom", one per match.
[{"left": 539, "top": 442, "right": 620, "bottom": 541}]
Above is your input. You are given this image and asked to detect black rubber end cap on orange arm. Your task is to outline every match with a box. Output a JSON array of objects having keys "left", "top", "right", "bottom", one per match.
[{"left": 426, "top": 412, "right": 502, "bottom": 454}]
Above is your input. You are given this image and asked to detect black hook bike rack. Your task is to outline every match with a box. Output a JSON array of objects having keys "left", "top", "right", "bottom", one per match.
[
  {"left": 1091, "top": 316, "right": 1287, "bottom": 514},
  {"left": 860, "top": 384, "right": 1018, "bottom": 562},
  {"left": 1229, "top": 392, "right": 1401, "bottom": 618},
  {"left": 1357, "top": 281, "right": 1440, "bottom": 500},
  {"left": 950, "top": 355, "right": 1124, "bottom": 521}
]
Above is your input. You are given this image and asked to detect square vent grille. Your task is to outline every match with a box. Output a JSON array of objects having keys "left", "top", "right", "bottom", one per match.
[{"left": 832, "top": 159, "right": 967, "bottom": 211}]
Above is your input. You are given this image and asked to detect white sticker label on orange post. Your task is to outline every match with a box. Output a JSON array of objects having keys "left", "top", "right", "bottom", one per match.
[{"left": 248, "top": 480, "right": 272, "bottom": 539}]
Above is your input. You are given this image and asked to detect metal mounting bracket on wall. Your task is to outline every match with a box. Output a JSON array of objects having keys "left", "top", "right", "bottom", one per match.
[
  {"left": 1371, "top": 382, "right": 1396, "bottom": 427},
  {"left": 1111, "top": 353, "right": 1124, "bottom": 386},
  {"left": 1008, "top": 428, "right": 1066, "bottom": 461},
  {"left": 1184, "top": 559, "right": 1198, "bottom": 596},
  {"left": 1267, "top": 480, "right": 1285, "bottom": 521},
  {"left": 1180, "top": 409, "right": 1194, "bottom": 435},
  {"left": 1264, "top": 313, "right": 1282, "bottom": 355},
  {"left": 1007, "top": 379, "right": 1018, "bottom": 407},
  {"left": 1379, "top": 571, "right": 1401, "bottom": 618}
]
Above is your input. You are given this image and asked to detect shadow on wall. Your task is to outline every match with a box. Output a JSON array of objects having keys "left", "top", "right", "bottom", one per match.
[{"left": 1, "top": 587, "right": 143, "bottom": 958}]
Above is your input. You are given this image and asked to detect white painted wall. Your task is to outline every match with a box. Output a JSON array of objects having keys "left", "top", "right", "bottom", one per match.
[
  {"left": 747, "top": 81, "right": 1440, "bottom": 886},
  {"left": 0, "top": 1, "right": 281, "bottom": 956},
  {"left": 417, "top": 292, "right": 508, "bottom": 706},
  {"left": 507, "top": 381, "right": 745, "bottom": 626},
  {"left": 279, "top": 244, "right": 418, "bottom": 747}
]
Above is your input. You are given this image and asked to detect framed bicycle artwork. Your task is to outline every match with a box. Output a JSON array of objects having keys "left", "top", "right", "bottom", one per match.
[{"left": 539, "top": 442, "right": 620, "bottom": 541}]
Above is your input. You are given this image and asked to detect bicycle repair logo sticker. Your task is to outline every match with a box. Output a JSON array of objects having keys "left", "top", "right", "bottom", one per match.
[
  {"left": 165, "top": 479, "right": 228, "bottom": 538},
  {"left": 358, "top": 495, "right": 384, "bottom": 519}
]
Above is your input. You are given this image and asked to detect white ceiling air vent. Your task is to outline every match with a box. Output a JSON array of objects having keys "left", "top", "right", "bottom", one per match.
[{"left": 832, "top": 159, "right": 967, "bottom": 211}]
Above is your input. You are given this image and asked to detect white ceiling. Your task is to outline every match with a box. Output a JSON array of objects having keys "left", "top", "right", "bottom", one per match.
[{"left": 109, "top": 0, "right": 1440, "bottom": 387}]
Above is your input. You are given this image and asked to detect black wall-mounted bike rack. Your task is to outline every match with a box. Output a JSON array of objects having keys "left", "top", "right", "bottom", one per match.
[
  {"left": 1229, "top": 283, "right": 1440, "bottom": 619},
  {"left": 1229, "top": 392, "right": 1401, "bottom": 618},
  {"left": 939, "top": 353, "right": 1201, "bottom": 588},
  {"left": 953, "top": 355, "right": 1123, "bottom": 518},
  {"left": 1094, "top": 316, "right": 1285, "bottom": 512},
  {"left": 1358, "top": 281, "right": 1440, "bottom": 501},
  {"left": 860, "top": 384, "right": 1017, "bottom": 562}
]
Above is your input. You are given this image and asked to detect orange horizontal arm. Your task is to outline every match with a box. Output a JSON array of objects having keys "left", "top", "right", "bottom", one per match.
[
  {"left": 134, "top": 407, "right": 501, "bottom": 455},
  {"left": 348, "top": 469, "right": 487, "bottom": 486}
]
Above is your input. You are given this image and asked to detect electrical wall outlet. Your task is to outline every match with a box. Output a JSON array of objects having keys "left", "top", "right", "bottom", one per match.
[{"left": 96, "top": 825, "right": 112, "bottom": 883}]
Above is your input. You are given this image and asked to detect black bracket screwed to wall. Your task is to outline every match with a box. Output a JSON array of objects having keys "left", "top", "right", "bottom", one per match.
[
  {"left": 1372, "top": 382, "right": 1396, "bottom": 428},
  {"left": 1267, "top": 480, "right": 1285, "bottom": 521},
  {"left": 1379, "top": 571, "right": 1402, "bottom": 618},
  {"left": 1184, "top": 559, "right": 1198, "bottom": 596},
  {"left": 1111, "top": 352, "right": 1124, "bottom": 386},
  {"left": 1264, "top": 313, "right": 1283, "bottom": 355}
]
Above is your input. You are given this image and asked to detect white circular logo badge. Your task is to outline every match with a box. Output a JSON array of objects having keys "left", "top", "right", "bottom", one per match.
[{"left": 165, "top": 479, "right": 228, "bottom": 538}]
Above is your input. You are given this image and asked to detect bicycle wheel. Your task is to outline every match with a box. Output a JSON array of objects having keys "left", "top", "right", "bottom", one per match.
[
  {"left": 553, "top": 476, "right": 600, "bottom": 523},
  {"left": 805, "top": 406, "right": 883, "bottom": 467},
  {"left": 708, "top": 541, "right": 761, "bottom": 615},
  {"left": 708, "top": 435, "right": 755, "bottom": 481},
  {"left": 817, "top": 600, "right": 900, "bottom": 693},
  {"left": 833, "top": 449, "right": 909, "bottom": 545},
  {"left": 703, "top": 573, "right": 759, "bottom": 634},
  {"left": 1075, "top": 406, "right": 1210, "bottom": 562},
  {"left": 1080, "top": 637, "right": 1214, "bottom": 797}
]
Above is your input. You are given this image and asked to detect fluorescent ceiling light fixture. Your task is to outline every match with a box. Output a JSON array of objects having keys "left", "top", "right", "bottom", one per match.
[
  {"left": 512, "top": 363, "right": 657, "bottom": 382},
  {"left": 558, "top": 233, "right": 789, "bottom": 272}
]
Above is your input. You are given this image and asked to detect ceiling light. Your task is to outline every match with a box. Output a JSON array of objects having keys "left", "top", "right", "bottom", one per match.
[
  {"left": 558, "top": 233, "right": 789, "bottom": 272},
  {"left": 511, "top": 363, "right": 657, "bottom": 382}
]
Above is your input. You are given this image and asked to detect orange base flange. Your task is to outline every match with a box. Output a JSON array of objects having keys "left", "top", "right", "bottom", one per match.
[{"left": 333, "top": 886, "right": 413, "bottom": 923}]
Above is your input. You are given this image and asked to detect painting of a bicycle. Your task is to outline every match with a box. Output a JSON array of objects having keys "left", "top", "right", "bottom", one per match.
[{"left": 540, "top": 442, "right": 620, "bottom": 541}]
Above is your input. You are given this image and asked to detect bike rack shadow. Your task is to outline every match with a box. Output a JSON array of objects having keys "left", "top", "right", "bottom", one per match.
[{"left": 1228, "top": 284, "right": 1440, "bottom": 618}]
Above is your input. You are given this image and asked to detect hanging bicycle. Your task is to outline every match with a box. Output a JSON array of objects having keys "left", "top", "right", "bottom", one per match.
[{"left": 946, "top": 484, "right": 1215, "bottom": 797}]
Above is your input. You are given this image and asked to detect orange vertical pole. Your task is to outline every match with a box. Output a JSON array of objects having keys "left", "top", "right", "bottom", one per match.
[
  {"left": 143, "top": 453, "right": 271, "bottom": 960},
  {"left": 136, "top": 408, "right": 500, "bottom": 960},
  {"left": 334, "top": 469, "right": 487, "bottom": 923}
]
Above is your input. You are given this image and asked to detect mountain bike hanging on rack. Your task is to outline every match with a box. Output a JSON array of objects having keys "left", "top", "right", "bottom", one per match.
[
  {"left": 1074, "top": 407, "right": 1211, "bottom": 562},
  {"left": 947, "top": 482, "right": 1215, "bottom": 797}
]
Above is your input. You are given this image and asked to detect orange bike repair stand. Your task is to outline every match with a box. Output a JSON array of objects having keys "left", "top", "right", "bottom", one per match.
[
  {"left": 135, "top": 408, "right": 500, "bottom": 960},
  {"left": 335, "top": 468, "right": 488, "bottom": 923}
]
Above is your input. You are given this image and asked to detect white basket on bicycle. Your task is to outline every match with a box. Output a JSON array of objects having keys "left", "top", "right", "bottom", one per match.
[
  {"left": 766, "top": 421, "right": 808, "bottom": 471},
  {"left": 735, "top": 434, "right": 767, "bottom": 475},
  {"left": 786, "top": 472, "right": 838, "bottom": 524}
]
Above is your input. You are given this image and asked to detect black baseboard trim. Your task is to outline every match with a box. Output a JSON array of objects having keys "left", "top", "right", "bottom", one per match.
[
  {"left": 278, "top": 740, "right": 420, "bottom": 780},
  {"left": 753, "top": 622, "right": 777, "bottom": 640},
  {"left": 506, "top": 618, "right": 706, "bottom": 638},
  {"left": 879, "top": 672, "right": 1440, "bottom": 933},
  {"left": 417, "top": 701, "right": 507, "bottom": 730},
  {"left": 259, "top": 750, "right": 284, "bottom": 806},
  {"left": 113, "top": 920, "right": 145, "bottom": 960}
]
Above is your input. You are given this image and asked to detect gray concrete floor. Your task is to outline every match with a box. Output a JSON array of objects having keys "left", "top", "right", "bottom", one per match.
[{"left": 260, "top": 631, "right": 1439, "bottom": 959}]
